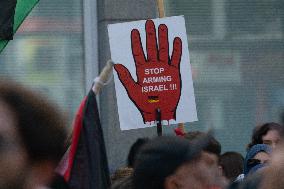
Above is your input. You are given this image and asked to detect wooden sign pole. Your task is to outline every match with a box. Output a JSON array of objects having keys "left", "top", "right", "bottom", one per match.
[
  {"left": 156, "top": 108, "right": 162, "bottom": 136},
  {"left": 156, "top": 0, "right": 165, "bottom": 136},
  {"left": 156, "top": 0, "right": 186, "bottom": 136},
  {"left": 178, "top": 123, "right": 185, "bottom": 134},
  {"left": 157, "top": 0, "right": 165, "bottom": 18}
]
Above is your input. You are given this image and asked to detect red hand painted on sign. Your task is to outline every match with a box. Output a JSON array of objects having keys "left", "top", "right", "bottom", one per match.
[{"left": 114, "top": 20, "right": 182, "bottom": 123}]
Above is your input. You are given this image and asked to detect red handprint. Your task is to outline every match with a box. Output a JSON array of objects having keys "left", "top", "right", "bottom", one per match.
[{"left": 114, "top": 19, "right": 182, "bottom": 123}]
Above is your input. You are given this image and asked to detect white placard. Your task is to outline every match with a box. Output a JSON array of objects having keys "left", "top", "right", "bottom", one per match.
[{"left": 108, "top": 16, "right": 197, "bottom": 130}]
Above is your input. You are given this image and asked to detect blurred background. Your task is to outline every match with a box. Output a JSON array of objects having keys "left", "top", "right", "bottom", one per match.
[
  {"left": 164, "top": 0, "right": 284, "bottom": 154},
  {"left": 0, "top": 0, "right": 85, "bottom": 120}
]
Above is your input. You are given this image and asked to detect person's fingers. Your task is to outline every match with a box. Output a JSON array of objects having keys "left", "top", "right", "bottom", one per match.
[
  {"left": 158, "top": 24, "right": 169, "bottom": 64},
  {"left": 145, "top": 20, "right": 158, "bottom": 62},
  {"left": 131, "top": 29, "right": 146, "bottom": 68},
  {"left": 171, "top": 37, "right": 182, "bottom": 68}
]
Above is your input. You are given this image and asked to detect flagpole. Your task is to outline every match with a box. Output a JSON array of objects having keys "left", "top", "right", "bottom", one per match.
[
  {"left": 156, "top": 0, "right": 165, "bottom": 136},
  {"left": 92, "top": 60, "right": 114, "bottom": 95}
]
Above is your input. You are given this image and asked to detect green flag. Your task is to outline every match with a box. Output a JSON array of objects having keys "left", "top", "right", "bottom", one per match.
[{"left": 0, "top": 0, "right": 39, "bottom": 53}]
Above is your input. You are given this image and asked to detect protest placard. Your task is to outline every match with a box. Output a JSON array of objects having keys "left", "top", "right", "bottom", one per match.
[{"left": 108, "top": 16, "right": 197, "bottom": 130}]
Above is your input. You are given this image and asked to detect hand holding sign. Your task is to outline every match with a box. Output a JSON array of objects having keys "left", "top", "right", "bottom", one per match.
[{"left": 114, "top": 20, "right": 182, "bottom": 123}]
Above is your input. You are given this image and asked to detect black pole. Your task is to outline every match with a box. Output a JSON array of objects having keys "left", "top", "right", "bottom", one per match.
[{"left": 156, "top": 108, "right": 162, "bottom": 136}]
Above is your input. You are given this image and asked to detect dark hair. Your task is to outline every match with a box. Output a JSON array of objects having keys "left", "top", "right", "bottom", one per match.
[
  {"left": 133, "top": 136, "right": 204, "bottom": 189},
  {"left": 127, "top": 138, "right": 149, "bottom": 167},
  {"left": 0, "top": 79, "right": 67, "bottom": 163},
  {"left": 247, "top": 122, "right": 284, "bottom": 149},
  {"left": 184, "top": 131, "right": 221, "bottom": 156},
  {"left": 50, "top": 174, "right": 69, "bottom": 189},
  {"left": 111, "top": 176, "right": 133, "bottom": 189},
  {"left": 219, "top": 152, "right": 244, "bottom": 182}
]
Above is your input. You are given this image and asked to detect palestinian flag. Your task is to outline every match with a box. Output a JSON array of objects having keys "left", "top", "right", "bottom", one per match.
[
  {"left": 63, "top": 90, "right": 111, "bottom": 189},
  {"left": 0, "top": 0, "right": 39, "bottom": 53}
]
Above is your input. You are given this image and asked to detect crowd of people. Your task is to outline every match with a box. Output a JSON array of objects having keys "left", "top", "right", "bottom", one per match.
[
  {"left": 111, "top": 122, "right": 284, "bottom": 189},
  {"left": 1, "top": 79, "right": 284, "bottom": 189}
]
